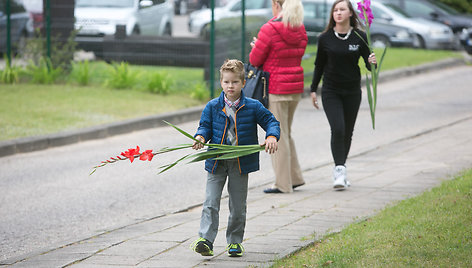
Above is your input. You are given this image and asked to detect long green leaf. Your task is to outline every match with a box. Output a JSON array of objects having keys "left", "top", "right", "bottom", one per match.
[
  {"left": 157, "top": 144, "right": 193, "bottom": 153},
  {"left": 164, "top": 120, "right": 199, "bottom": 142},
  {"left": 365, "top": 74, "right": 375, "bottom": 129},
  {"left": 158, "top": 153, "right": 193, "bottom": 174},
  {"left": 187, "top": 145, "right": 264, "bottom": 163},
  {"left": 373, "top": 47, "right": 387, "bottom": 112},
  {"left": 215, "top": 147, "right": 264, "bottom": 160}
]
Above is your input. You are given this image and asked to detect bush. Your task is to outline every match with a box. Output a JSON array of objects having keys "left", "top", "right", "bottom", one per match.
[
  {"left": 146, "top": 72, "right": 174, "bottom": 94},
  {"left": 25, "top": 57, "right": 62, "bottom": 84},
  {"left": 105, "top": 61, "right": 137, "bottom": 89},
  {"left": 190, "top": 82, "right": 211, "bottom": 101},
  {"left": 438, "top": 0, "right": 472, "bottom": 13},
  {"left": 70, "top": 60, "right": 90, "bottom": 86},
  {"left": 0, "top": 57, "right": 21, "bottom": 84}
]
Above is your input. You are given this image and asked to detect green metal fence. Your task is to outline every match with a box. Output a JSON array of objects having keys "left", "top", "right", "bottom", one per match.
[{"left": 1, "top": 0, "right": 270, "bottom": 97}]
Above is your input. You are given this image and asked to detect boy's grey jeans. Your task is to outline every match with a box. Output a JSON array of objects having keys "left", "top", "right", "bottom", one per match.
[{"left": 199, "top": 159, "right": 249, "bottom": 244}]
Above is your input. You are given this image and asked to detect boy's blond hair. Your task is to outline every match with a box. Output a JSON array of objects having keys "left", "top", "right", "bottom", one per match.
[{"left": 220, "top": 59, "right": 245, "bottom": 81}]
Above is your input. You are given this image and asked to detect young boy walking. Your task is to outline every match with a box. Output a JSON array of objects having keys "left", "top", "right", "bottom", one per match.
[{"left": 191, "top": 59, "right": 280, "bottom": 257}]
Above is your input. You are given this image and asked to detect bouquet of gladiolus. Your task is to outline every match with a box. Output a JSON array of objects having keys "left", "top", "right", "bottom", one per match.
[
  {"left": 356, "top": 0, "right": 387, "bottom": 129},
  {"left": 90, "top": 121, "right": 266, "bottom": 175}
]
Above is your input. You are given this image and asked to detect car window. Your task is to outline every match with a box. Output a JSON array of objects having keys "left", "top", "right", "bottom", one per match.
[
  {"left": 404, "top": 1, "right": 437, "bottom": 17},
  {"left": 304, "top": 3, "right": 316, "bottom": 19},
  {"left": 427, "top": 0, "right": 458, "bottom": 15},
  {"left": 246, "top": 0, "right": 266, "bottom": 9},
  {"left": 76, "top": 0, "right": 135, "bottom": 8},
  {"left": 383, "top": 3, "right": 411, "bottom": 17},
  {"left": 303, "top": 2, "right": 329, "bottom": 20},
  {"left": 371, "top": 6, "right": 392, "bottom": 20},
  {"left": 230, "top": 0, "right": 266, "bottom": 11},
  {"left": 153, "top": 0, "right": 165, "bottom": 5}
]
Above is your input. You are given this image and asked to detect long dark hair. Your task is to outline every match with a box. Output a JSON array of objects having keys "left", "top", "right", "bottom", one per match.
[{"left": 323, "top": 0, "right": 363, "bottom": 33}]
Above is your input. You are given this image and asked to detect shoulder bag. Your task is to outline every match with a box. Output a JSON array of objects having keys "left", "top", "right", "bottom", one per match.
[{"left": 242, "top": 64, "right": 270, "bottom": 108}]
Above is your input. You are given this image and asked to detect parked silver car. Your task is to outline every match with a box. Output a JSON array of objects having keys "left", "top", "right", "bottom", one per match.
[
  {"left": 303, "top": 0, "right": 415, "bottom": 48},
  {"left": 188, "top": 0, "right": 272, "bottom": 36},
  {"left": 75, "top": 0, "right": 173, "bottom": 37},
  {"left": 368, "top": 1, "right": 455, "bottom": 49},
  {"left": 0, "top": 0, "right": 30, "bottom": 55},
  {"left": 379, "top": 0, "right": 472, "bottom": 49}
]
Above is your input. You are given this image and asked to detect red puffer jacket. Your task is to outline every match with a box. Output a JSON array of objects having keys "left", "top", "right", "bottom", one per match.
[{"left": 249, "top": 17, "right": 307, "bottom": 95}]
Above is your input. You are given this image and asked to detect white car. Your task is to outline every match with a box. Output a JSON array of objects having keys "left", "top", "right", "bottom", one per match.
[
  {"left": 369, "top": 1, "right": 455, "bottom": 49},
  {"left": 188, "top": 0, "right": 272, "bottom": 36},
  {"left": 75, "top": 0, "right": 173, "bottom": 37}
]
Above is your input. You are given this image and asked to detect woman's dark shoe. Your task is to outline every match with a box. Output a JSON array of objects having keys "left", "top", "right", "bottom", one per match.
[
  {"left": 263, "top": 187, "right": 282, "bottom": 193},
  {"left": 292, "top": 183, "right": 305, "bottom": 189}
]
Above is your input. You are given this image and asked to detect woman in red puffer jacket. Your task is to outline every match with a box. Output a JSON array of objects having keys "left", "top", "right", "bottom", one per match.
[{"left": 249, "top": 0, "right": 307, "bottom": 194}]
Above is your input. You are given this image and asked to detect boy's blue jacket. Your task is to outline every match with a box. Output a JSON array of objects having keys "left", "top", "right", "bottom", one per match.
[{"left": 195, "top": 91, "right": 280, "bottom": 174}]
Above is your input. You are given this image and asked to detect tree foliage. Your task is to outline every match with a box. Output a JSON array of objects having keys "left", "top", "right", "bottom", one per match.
[{"left": 438, "top": 0, "right": 472, "bottom": 14}]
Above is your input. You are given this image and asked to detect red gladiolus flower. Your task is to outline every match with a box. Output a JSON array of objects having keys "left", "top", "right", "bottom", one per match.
[
  {"left": 140, "top": 150, "right": 154, "bottom": 161},
  {"left": 121, "top": 146, "right": 140, "bottom": 163}
]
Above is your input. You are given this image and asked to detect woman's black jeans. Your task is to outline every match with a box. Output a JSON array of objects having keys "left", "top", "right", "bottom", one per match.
[{"left": 322, "top": 90, "right": 361, "bottom": 166}]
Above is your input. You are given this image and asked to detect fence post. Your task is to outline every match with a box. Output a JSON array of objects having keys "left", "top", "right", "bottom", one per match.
[
  {"left": 6, "top": 0, "right": 11, "bottom": 66},
  {"left": 241, "top": 0, "right": 245, "bottom": 61},
  {"left": 210, "top": 0, "right": 215, "bottom": 99},
  {"left": 45, "top": 0, "right": 51, "bottom": 60}
]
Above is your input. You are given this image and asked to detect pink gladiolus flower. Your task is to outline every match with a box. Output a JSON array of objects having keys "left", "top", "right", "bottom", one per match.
[
  {"left": 139, "top": 150, "right": 154, "bottom": 161},
  {"left": 121, "top": 146, "right": 140, "bottom": 163},
  {"left": 357, "top": 0, "right": 374, "bottom": 26}
]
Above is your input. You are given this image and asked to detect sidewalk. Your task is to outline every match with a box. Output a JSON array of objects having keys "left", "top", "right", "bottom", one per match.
[
  {"left": 3, "top": 113, "right": 471, "bottom": 268},
  {"left": 1, "top": 62, "right": 472, "bottom": 267}
]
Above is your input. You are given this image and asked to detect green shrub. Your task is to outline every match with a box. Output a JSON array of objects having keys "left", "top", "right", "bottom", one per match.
[
  {"left": 438, "top": 0, "right": 472, "bottom": 13},
  {"left": 70, "top": 60, "right": 90, "bottom": 86},
  {"left": 190, "top": 82, "right": 211, "bottom": 101},
  {"left": 146, "top": 72, "right": 174, "bottom": 94},
  {"left": 25, "top": 57, "right": 62, "bottom": 84},
  {"left": 0, "top": 57, "right": 21, "bottom": 84},
  {"left": 105, "top": 61, "right": 137, "bottom": 89}
]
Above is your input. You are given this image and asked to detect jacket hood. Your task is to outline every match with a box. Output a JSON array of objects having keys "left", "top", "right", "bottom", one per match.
[{"left": 269, "top": 17, "right": 306, "bottom": 46}]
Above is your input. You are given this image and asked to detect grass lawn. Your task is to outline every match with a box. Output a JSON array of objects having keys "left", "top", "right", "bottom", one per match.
[
  {"left": 0, "top": 84, "right": 204, "bottom": 140},
  {"left": 273, "top": 168, "right": 472, "bottom": 267},
  {"left": 0, "top": 47, "right": 463, "bottom": 141}
]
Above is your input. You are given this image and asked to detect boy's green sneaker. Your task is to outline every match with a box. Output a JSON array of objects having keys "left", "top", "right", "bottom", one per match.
[
  {"left": 190, "top": 238, "right": 214, "bottom": 256},
  {"left": 227, "top": 243, "right": 244, "bottom": 257}
]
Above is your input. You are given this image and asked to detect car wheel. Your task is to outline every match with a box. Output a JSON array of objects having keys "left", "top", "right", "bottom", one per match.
[
  {"left": 371, "top": 35, "right": 390, "bottom": 48},
  {"left": 163, "top": 23, "right": 172, "bottom": 36},
  {"left": 132, "top": 26, "right": 140, "bottom": 35},
  {"left": 415, "top": 35, "right": 425, "bottom": 49}
]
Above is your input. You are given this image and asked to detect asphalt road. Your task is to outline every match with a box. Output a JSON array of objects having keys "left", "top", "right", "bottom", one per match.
[{"left": 1, "top": 65, "right": 472, "bottom": 262}]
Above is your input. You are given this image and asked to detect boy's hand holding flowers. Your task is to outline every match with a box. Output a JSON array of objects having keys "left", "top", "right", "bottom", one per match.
[
  {"left": 192, "top": 135, "right": 205, "bottom": 150},
  {"left": 264, "top": 136, "right": 278, "bottom": 154}
]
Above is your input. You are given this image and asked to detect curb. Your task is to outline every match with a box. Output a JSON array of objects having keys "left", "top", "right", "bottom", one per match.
[
  {"left": 0, "top": 106, "right": 204, "bottom": 157},
  {"left": 0, "top": 57, "right": 467, "bottom": 158}
]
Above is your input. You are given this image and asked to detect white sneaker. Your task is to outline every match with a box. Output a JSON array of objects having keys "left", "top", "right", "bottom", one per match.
[{"left": 333, "top": 165, "right": 350, "bottom": 190}]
